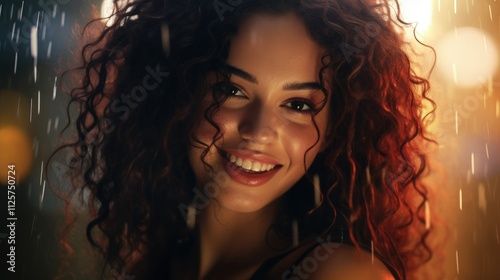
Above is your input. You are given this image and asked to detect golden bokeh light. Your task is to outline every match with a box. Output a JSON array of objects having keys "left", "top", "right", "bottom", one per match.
[
  {"left": 436, "top": 27, "right": 499, "bottom": 88},
  {"left": 398, "top": 0, "right": 433, "bottom": 35},
  {"left": 0, "top": 126, "right": 33, "bottom": 184}
]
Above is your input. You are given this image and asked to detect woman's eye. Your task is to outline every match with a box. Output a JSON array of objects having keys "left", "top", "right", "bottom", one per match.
[
  {"left": 213, "top": 83, "right": 245, "bottom": 98},
  {"left": 284, "top": 100, "right": 314, "bottom": 113}
]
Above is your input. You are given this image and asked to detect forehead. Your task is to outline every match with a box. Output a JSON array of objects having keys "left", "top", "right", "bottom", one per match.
[{"left": 226, "top": 13, "right": 325, "bottom": 83}]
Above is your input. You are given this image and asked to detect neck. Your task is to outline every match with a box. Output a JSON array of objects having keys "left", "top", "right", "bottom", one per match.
[{"left": 196, "top": 199, "right": 288, "bottom": 278}]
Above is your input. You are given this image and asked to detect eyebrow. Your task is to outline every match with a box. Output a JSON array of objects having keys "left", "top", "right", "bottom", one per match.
[
  {"left": 282, "top": 82, "right": 323, "bottom": 91},
  {"left": 222, "top": 64, "right": 258, "bottom": 84},
  {"left": 222, "top": 64, "right": 323, "bottom": 91}
]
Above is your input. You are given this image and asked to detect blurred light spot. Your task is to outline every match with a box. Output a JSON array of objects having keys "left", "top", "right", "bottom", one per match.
[
  {"left": 0, "top": 126, "right": 33, "bottom": 184},
  {"left": 436, "top": 27, "right": 499, "bottom": 88},
  {"left": 161, "top": 22, "right": 170, "bottom": 57},
  {"left": 101, "top": 0, "right": 137, "bottom": 27},
  {"left": 398, "top": 0, "right": 433, "bottom": 35}
]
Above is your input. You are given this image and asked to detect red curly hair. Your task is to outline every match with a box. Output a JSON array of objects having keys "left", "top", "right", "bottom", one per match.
[{"left": 50, "top": 0, "right": 437, "bottom": 279}]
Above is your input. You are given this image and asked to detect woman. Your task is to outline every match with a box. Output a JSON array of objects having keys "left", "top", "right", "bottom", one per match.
[{"left": 54, "top": 0, "right": 435, "bottom": 279}]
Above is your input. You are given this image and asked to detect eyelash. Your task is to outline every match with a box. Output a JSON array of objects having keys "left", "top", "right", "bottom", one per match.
[{"left": 212, "top": 82, "right": 318, "bottom": 114}]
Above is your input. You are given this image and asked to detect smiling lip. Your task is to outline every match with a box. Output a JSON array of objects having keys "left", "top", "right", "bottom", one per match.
[{"left": 220, "top": 149, "right": 282, "bottom": 187}]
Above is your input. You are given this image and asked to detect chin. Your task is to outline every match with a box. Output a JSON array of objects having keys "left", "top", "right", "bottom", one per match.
[{"left": 215, "top": 191, "right": 272, "bottom": 214}]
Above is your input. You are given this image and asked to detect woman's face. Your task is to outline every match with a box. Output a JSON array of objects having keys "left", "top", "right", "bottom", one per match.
[{"left": 188, "top": 13, "right": 331, "bottom": 213}]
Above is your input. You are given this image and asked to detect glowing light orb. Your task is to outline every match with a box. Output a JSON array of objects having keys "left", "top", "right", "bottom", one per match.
[
  {"left": 436, "top": 27, "right": 498, "bottom": 88},
  {"left": 101, "top": 0, "right": 137, "bottom": 27},
  {"left": 0, "top": 126, "right": 33, "bottom": 184},
  {"left": 100, "top": 0, "right": 116, "bottom": 24},
  {"left": 398, "top": 0, "right": 433, "bottom": 35}
]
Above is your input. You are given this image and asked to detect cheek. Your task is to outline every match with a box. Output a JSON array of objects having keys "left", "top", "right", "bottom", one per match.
[
  {"left": 283, "top": 112, "right": 329, "bottom": 166},
  {"left": 193, "top": 111, "right": 226, "bottom": 142},
  {"left": 194, "top": 120, "right": 217, "bottom": 142},
  {"left": 194, "top": 108, "right": 243, "bottom": 141},
  {"left": 283, "top": 123, "right": 322, "bottom": 164}
]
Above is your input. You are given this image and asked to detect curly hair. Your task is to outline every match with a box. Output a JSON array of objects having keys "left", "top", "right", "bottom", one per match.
[{"left": 52, "top": 0, "right": 436, "bottom": 279}]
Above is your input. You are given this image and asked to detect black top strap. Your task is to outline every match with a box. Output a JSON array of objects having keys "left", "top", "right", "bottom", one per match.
[
  {"left": 249, "top": 245, "right": 304, "bottom": 280},
  {"left": 250, "top": 240, "right": 402, "bottom": 280}
]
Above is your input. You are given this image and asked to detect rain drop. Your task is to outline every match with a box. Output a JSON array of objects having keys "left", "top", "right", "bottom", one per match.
[
  {"left": 29, "top": 97, "right": 32, "bottom": 123},
  {"left": 19, "top": 1, "right": 24, "bottom": 20},
  {"left": 39, "top": 180, "right": 46, "bottom": 209},
  {"left": 13, "top": 51, "right": 17, "bottom": 74},
  {"left": 47, "top": 118, "right": 51, "bottom": 134},
  {"left": 30, "top": 215, "right": 36, "bottom": 236},
  {"left": 425, "top": 200, "right": 431, "bottom": 230},
  {"left": 52, "top": 77, "right": 57, "bottom": 100},
  {"left": 37, "top": 90, "right": 40, "bottom": 115},
  {"left": 39, "top": 161, "right": 43, "bottom": 186},
  {"left": 459, "top": 188, "right": 463, "bottom": 210},
  {"left": 47, "top": 41, "right": 51, "bottom": 58}
]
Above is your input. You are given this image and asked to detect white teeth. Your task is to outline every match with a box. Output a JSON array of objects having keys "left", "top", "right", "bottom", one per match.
[
  {"left": 227, "top": 153, "right": 276, "bottom": 172},
  {"left": 242, "top": 159, "right": 252, "bottom": 170},
  {"left": 251, "top": 162, "right": 262, "bottom": 172}
]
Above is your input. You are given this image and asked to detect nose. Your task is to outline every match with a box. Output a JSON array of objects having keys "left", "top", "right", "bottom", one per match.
[{"left": 238, "top": 105, "right": 278, "bottom": 145}]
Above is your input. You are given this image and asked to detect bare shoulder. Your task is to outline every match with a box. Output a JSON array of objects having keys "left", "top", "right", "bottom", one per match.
[{"left": 288, "top": 242, "right": 396, "bottom": 280}]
